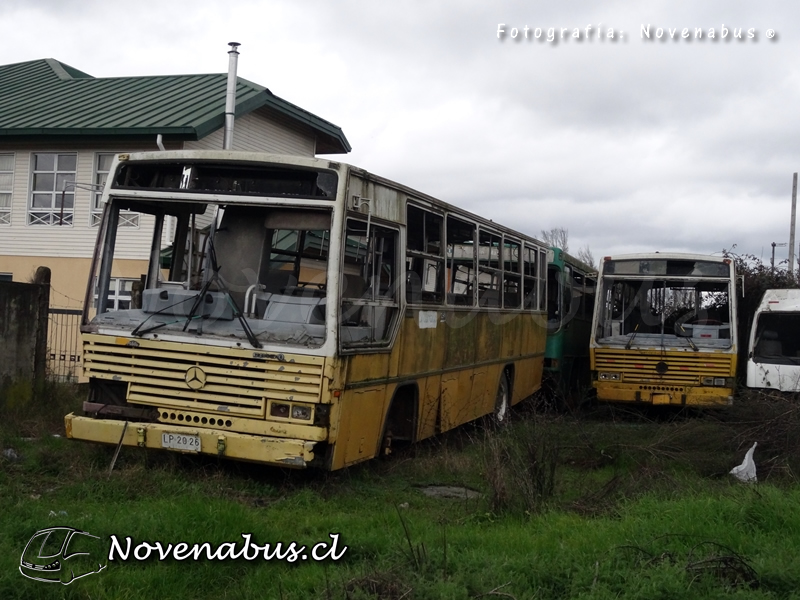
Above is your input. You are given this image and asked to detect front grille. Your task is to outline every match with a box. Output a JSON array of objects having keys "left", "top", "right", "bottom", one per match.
[
  {"left": 594, "top": 348, "right": 733, "bottom": 385},
  {"left": 83, "top": 334, "right": 324, "bottom": 418}
]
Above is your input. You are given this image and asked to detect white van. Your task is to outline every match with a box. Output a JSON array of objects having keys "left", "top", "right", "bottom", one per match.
[{"left": 747, "top": 289, "right": 800, "bottom": 391}]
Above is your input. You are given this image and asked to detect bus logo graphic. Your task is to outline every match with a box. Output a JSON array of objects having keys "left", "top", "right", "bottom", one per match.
[
  {"left": 20, "top": 527, "right": 107, "bottom": 585},
  {"left": 185, "top": 366, "right": 207, "bottom": 390}
]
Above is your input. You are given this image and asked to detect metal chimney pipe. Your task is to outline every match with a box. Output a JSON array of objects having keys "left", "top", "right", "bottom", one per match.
[
  {"left": 790, "top": 172, "right": 798, "bottom": 275},
  {"left": 223, "top": 42, "right": 241, "bottom": 150}
]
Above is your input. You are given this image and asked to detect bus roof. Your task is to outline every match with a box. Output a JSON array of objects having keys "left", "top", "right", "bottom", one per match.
[
  {"left": 601, "top": 252, "right": 730, "bottom": 262},
  {"left": 110, "top": 149, "right": 548, "bottom": 247},
  {"left": 755, "top": 289, "right": 800, "bottom": 313}
]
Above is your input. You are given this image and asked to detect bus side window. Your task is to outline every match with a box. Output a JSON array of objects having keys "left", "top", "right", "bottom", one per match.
[
  {"left": 446, "top": 216, "right": 476, "bottom": 306},
  {"left": 523, "top": 246, "right": 538, "bottom": 310},
  {"left": 584, "top": 274, "right": 597, "bottom": 320},
  {"left": 478, "top": 228, "right": 502, "bottom": 307},
  {"left": 546, "top": 263, "right": 561, "bottom": 329},
  {"left": 341, "top": 219, "right": 400, "bottom": 348},
  {"left": 538, "top": 250, "right": 547, "bottom": 312},
  {"left": 503, "top": 238, "right": 521, "bottom": 309},
  {"left": 406, "top": 205, "right": 444, "bottom": 304}
]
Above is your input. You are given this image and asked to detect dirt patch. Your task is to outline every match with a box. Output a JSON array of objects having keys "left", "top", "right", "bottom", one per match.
[{"left": 417, "top": 485, "right": 482, "bottom": 500}]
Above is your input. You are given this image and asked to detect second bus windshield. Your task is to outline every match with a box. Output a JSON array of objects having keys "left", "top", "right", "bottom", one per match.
[{"left": 595, "top": 277, "right": 732, "bottom": 349}]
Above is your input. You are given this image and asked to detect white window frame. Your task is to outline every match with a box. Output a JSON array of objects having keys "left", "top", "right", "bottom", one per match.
[
  {"left": 0, "top": 153, "right": 14, "bottom": 225},
  {"left": 28, "top": 152, "right": 77, "bottom": 226},
  {"left": 94, "top": 277, "right": 137, "bottom": 311},
  {"left": 91, "top": 152, "right": 139, "bottom": 227}
]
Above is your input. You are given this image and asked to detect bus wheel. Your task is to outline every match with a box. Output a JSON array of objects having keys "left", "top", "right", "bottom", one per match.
[{"left": 494, "top": 373, "right": 510, "bottom": 425}]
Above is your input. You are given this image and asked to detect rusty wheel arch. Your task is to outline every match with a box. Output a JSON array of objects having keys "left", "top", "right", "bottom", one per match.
[{"left": 378, "top": 383, "right": 419, "bottom": 456}]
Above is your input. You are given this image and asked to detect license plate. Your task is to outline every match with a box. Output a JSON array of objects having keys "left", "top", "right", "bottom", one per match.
[{"left": 161, "top": 432, "right": 201, "bottom": 452}]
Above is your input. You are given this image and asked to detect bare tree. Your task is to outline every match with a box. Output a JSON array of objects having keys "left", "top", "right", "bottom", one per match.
[
  {"left": 540, "top": 227, "right": 597, "bottom": 269},
  {"left": 576, "top": 245, "right": 596, "bottom": 269},
  {"left": 539, "top": 227, "right": 569, "bottom": 252}
]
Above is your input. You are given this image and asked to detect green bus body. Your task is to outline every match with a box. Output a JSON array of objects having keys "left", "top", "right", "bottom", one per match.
[{"left": 544, "top": 248, "right": 597, "bottom": 400}]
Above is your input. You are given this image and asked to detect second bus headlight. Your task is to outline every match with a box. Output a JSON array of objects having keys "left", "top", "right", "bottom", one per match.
[{"left": 598, "top": 372, "right": 621, "bottom": 381}]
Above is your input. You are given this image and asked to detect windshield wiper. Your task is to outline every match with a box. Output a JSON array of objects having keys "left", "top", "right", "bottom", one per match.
[
  {"left": 675, "top": 324, "right": 699, "bottom": 351},
  {"left": 134, "top": 314, "right": 203, "bottom": 336},
  {"left": 625, "top": 324, "right": 640, "bottom": 350},
  {"left": 183, "top": 229, "right": 262, "bottom": 349},
  {"left": 131, "top": 295, "right": 201, "bottom": 337}
]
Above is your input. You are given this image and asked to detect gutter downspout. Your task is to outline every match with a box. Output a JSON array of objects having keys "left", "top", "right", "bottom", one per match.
[{"left": 223, "top": 42, "right": 241, "bottom": 150}]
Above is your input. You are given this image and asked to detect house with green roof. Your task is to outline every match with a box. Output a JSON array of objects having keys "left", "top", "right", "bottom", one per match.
[{"left": 0, "top": 57, "right": 350, "bottom": 311}]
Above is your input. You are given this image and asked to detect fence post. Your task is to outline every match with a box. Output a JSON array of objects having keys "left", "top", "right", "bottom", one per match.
[{"left": 33, "top": 267, "right": 51, "bottom": 382}]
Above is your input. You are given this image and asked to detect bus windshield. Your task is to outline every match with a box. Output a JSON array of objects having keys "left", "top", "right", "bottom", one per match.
[
  {"left": 87, "top": 198, "right": 333, "bottom": 348},
  {"left": 595, "top": 276, "right": 732, "bottom": 349}
]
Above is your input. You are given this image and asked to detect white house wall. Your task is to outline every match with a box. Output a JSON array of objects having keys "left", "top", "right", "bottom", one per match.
[
  {"left": 0, "top": 140, "right": 160, "bottom": 261},
  {"left": 184, "top": 106, "right": 316, "bottom": 156},
  {"left": 1, "top": 112, "right": 318, "bottom": 262}
]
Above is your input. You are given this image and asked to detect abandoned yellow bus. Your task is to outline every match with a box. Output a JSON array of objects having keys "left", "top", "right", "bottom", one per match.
[
  {"left": 590, "top": 253, "right": 737, "bottom": 406},
  {"left": 65, "top": 150, "right": 549, "bottom": 469}
]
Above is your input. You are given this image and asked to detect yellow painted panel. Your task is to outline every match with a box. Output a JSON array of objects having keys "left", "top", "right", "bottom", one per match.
[
  {"left": 125, "top": 376, "right": 266, "bottom": 401},
  {"left": 84, "top": 353, "right": 322, "bottom": 385},
  {"left": 129, "top": 391, "right": 265, "bottom": 417},
  {"left": 85, "top": 333, "right": 325, "bottom": 366},
  {"left": 397, "top": 312, "right": 446, "bottom": 376},
  {"left": 151, "top": 409, "right": 327, "bottom": 440},
  {"left": 417, "top": 374, "right": 442, "bottom": 440},
  {"left": 66, "top": 414, "right": 316, "bottom": 468},
  {"left": 440, "top": 369, "right": 475, "bottom": 431},
  {"left": 513, "top": 355, "right": 544, "bottom": 403},
  {"left": 443, "top": 312, "right": 478, "bottom": 369},
  {"left": 348, "top": 352, "right": 390, "bottom": 382},
  {"left": 594, "top": 382, "right": 733, "bottom": 407},
  {"left": 476, "top": 314, "right": 502, "bottom": 364},
  {"left": 470, "top": 368, "right": 490, "bottom": 422},
  {"left": 333, "top": 386, "right": 387, "bottom": 468}
]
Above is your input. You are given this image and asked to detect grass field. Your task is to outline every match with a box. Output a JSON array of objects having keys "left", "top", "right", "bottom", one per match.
[{"left": 2, "top": 383, "right": 800, "bottom": 599}]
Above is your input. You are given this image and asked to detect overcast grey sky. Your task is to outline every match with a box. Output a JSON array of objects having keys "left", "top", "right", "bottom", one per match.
[{"left": 2, "top": 0, "right": 798, "bottom": 263}]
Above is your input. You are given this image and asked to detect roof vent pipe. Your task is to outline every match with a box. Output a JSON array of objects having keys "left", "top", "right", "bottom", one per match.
[{"left": 223, "top": 42, "right": 241, "bottom": 150}]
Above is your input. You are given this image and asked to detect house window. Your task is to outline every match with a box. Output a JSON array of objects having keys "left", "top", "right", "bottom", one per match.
[
  {"left": 0, "top": 273, "right": 12, "bottom": 282},
  {"left": 94, "top": 277, "right": 136, "bottom": 311},
  {"left": 0, "top": 154, "right": 13, "bottom": 225},
  {"left": 28, "top": 153, "right": 76, "bottom": 226},
  {"left": 92, "top": 153, "right": 139, "bottom": 227}
]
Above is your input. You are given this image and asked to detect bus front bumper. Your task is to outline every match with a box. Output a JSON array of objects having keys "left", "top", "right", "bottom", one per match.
[
  {"left": 593, "top": 384, "right": 734, "bottom": 407},
  {"left": 65, "top": 413, "right": 317, "bottom": 468}
]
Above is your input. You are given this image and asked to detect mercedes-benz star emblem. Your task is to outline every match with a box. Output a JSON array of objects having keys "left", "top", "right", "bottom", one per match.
[{"left": 185, "top": 366, "right": 207, "bottom": 390}]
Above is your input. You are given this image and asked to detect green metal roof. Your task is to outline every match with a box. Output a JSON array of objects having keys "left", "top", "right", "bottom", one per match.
[{"left": 0, "top": 58, "right": 350, "bottom": 154}]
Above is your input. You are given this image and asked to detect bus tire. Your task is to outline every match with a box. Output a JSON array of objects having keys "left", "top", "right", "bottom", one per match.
[{"left": 494, "top": 372, "right": 510, "bottom": 425}]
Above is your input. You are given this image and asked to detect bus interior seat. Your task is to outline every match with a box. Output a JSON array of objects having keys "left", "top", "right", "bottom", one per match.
[
  {"left": 262, "top": 295, "right": 325, "bottom": 324},
  {"left": 342, "top": 272, "right": 368, "bottom": 299},
  {"left": 262, "top": 270, "right": 298, "bottom": 294}
]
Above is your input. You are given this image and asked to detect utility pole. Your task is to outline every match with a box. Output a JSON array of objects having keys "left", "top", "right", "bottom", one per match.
[
  {"left": 772, "top": 241, "right": 788, "bottom": 273},
  {"left": 790, "top": 173, "right": 798, "bottom": 275}
]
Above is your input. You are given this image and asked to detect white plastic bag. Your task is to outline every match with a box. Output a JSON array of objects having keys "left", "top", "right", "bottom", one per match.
[{"left": 730, "top": 442, "right": 757, "bottom": 483}]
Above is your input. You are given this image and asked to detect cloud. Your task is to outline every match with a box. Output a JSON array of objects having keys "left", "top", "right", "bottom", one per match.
[{"left": 1, "top": 0, "right": 799, "bottom": 262}]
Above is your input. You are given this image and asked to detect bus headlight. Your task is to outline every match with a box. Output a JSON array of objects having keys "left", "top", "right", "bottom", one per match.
[
  {"left": 291, "top": 405, "right": 312, "bottom": 421},
  {"left": 701, "top": 377, "right": 734, "bottom": 387},
  {"left": 598, "top": 372, "right": 621, "bottom": 381},
  {"left": 270, "top": 402, "right": 290, "bottom": 417},
  {"left": 270, "top": 401, "right": 314, "bottom": 421}
]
